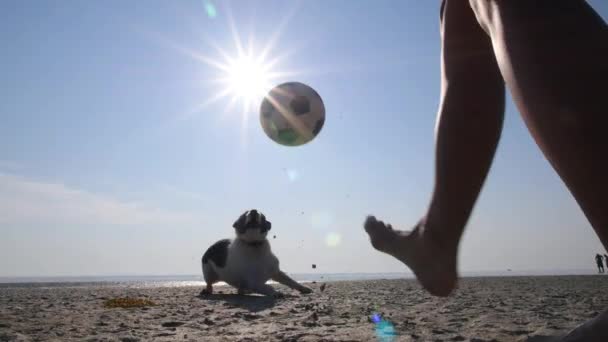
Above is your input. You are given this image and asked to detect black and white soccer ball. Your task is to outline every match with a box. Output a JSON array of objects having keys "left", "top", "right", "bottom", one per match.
[{"left": 259, "top": 82, "right": 325, "bottom": 146}]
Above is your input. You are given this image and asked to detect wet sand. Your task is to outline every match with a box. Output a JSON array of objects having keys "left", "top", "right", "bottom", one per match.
[{"left": 1, "top": 275, "right": 608, "bottom": 341}]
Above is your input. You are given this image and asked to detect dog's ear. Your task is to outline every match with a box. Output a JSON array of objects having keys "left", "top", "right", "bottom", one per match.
[
  {"left": 233, "top": 212, "right": 247, "bottom": 229},
  {"left": 261, "top": 214, "right": 271, "bottom": 231}
]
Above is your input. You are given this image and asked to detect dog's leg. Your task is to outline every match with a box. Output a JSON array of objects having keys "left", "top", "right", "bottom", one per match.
[
  {"left": 272, "top": 271, "right": 312, "bottom": 294},
  {"left": 200, "top": 283, "right": 213, "bottom": 296},
  {"left": 201, "top": 264, "right": 218, "bottom": 296},
  {"left": 237, "top": 288, "right": 252, "bottom": 296}
]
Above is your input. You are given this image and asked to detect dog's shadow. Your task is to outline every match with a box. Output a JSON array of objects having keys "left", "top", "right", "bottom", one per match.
[{"left": 197, "top": 293, "right": 282, "bottom": 312}]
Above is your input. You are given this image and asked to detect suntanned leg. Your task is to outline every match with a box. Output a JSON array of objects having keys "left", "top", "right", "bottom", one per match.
[
  {"left": 365, "top": 0, "right": 505, "bottom": 297},
  {"left": 469, "top": 0, "right": 608, "bottom": 248},
  {"left": 364, "top": 0, "right": 608, "bottom": 339},
  {"left": 272, "top": 271, "right": 312, "bottom": 294},
  {"left": 468, "top": 2, "right": 608, "bottom": 337}
]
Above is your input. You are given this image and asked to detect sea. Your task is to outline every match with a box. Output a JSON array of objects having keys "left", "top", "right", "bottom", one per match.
[{"left": 0, "top": 269, "right": 595, "bottom": 288}]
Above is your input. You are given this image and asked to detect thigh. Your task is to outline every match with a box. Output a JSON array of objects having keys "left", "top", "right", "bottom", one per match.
[
  {"left": 468, "top": 0, "right": 608, "bottom": 118},
  {"left": 440, "top": 0, "right": 502, "bottom": 88},
  {"left": 469, "top": 0, "right": 608, "bottom": 247}
]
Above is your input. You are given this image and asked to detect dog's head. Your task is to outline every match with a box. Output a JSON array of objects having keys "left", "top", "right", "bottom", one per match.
[{"left": 233, "top": 209, "right": 272, "bottom": 244}]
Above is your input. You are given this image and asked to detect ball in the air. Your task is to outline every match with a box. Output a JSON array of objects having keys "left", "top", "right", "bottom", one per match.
[{"left": 260, "top": 82, "right": 325, "bottom": 146}]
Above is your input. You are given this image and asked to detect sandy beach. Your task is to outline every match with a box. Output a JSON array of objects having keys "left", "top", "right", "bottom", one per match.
[{"left": 1, "top": 275, "right": 608, "bottom": 341}]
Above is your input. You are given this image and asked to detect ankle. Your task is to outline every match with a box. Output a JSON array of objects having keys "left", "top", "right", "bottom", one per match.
[{"left": 421, "top": 217, "right": 461, "bottom": 254}]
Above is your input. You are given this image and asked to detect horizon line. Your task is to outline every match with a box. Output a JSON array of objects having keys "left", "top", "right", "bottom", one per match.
[{"left": 0, "top": 268, "right": 599, "bottom": 283}]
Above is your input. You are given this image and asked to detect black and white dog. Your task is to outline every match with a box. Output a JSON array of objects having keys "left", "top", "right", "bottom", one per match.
[{"left": 200, "top": 209, "right": 312, "bottom": 297}]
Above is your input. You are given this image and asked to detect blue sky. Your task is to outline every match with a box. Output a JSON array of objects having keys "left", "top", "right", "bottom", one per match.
[{"left": 1, "top": 0, "right": 607, "bottom": 277}]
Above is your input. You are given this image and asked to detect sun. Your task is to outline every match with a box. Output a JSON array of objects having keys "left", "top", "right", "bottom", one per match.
[
  {"left": 223, "top": 55, "right": 273, "bottom": 109},
  {"left": 153, "top": 2, "right": 304, "bottom": 124}
]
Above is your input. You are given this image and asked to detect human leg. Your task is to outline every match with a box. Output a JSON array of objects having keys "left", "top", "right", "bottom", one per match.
[
  {"left": 469, "top": 0, "right": 608, "bottom": 248},
  {"left": 365, "top": 0, "right": 505, "bottom": 297},
  {"left": 468, "top": 1, "right": 608, "bottom": 339}
]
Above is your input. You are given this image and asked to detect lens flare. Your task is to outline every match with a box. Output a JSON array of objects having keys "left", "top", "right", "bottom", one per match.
[
  {"left": 325, "top": 232, "right": 341, "bottom": 247},
  {"left": 371, "top": 313, "right": 382, "bottom": 324},
  {"left": 371, "top": 313, "right": 397, "bottom": 342},
  {"left": 284, "top": 168, "right": 299, "bottom": 182},
  {"left": 204, "top": 1, "right": 217, "bottom": 19}
]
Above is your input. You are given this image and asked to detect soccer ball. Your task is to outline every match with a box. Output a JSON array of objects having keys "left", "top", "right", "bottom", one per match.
[{"left": 259, "top": 82, "right": 325, "bottom": 146}]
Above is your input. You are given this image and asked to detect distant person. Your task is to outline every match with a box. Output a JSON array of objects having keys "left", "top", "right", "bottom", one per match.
[
  {"left": 364, "top": 1, "right": 608, "bottom": 340},
  {"left": 597, "top": 254, "right": 605, "bottom": 274},
  {"left": 604, "top": 254, "right": 608, "bottom": 267}
]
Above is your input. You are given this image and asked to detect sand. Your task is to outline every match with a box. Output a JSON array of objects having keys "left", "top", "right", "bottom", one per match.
[{"left": 1, "top": 275, "right": 608, "bottom": 341}]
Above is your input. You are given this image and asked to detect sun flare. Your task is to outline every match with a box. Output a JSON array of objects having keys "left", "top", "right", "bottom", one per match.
[
  {"left": 158, "top": 2, "right": 304, "bottom": 125},
  {"left": 224, "top": 55, "right": 272, "bottom": 107}
]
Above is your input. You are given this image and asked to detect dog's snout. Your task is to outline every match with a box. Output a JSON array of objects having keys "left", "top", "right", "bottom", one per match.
[{"left": 245, "top": 210, "right": 262, "bottom": 227}]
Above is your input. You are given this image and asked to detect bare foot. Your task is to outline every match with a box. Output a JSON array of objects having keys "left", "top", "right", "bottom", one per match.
[{"left": 364, "top": 215, "right": 458, "bottom": 297}]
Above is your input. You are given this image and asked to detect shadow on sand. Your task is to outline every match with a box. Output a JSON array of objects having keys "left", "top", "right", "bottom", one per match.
[
  {"left": 526, "top": 336, "right": 562, "bottom": 342},
  {"left": 196, "top": 293, "right": 279, "bottom": 312}
]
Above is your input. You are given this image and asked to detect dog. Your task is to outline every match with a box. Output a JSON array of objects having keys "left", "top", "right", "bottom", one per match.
[{"left": 200, "top": 209, "right": 312, "bottom": 297}]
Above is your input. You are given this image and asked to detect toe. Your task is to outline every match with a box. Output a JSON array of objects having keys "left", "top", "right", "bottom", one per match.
[
  {"left": 364, "top": 216, "right": 384, "bottom": 233},
  {"left": 364, "top": 216, "right": 376, "bottom": 229}
]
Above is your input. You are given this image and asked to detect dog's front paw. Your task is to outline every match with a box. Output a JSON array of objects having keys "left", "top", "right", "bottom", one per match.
[
  {"left": 299, "top": 286, "right": 313, "bottom": 294},
  {"left": 271, "top": 292, "right": 285, "bottom": 299},
  {"left": 237, "top": 288, "right": 252, "bottom": 296}
]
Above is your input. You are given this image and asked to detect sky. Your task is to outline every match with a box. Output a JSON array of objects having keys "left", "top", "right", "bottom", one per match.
[{"left": 1, "top": 0, "right": 608, "bottom": 278}]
